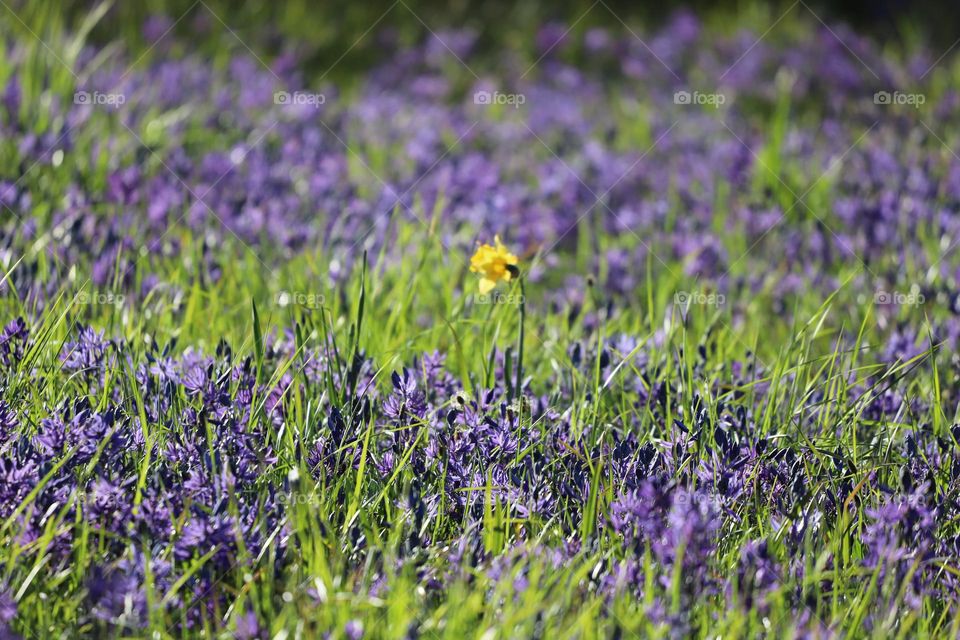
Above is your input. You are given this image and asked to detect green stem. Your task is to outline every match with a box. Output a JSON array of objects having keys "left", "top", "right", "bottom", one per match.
[{"left": 515, "top": 278, "right": 525, "bottom": 402}]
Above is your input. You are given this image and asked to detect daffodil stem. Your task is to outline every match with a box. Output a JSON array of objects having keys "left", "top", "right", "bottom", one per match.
[{"left": 515, "top": 278, "right": 525, "bottom": 402}]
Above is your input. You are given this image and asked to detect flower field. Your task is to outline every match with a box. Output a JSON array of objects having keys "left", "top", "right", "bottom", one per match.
[{"left": 1, "top": 2, "right": 960, "bottom": 638}]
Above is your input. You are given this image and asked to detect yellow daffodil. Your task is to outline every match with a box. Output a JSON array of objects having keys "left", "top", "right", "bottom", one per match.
[{"left": 470, "top": 235, "right": 519, "bottom": 294}]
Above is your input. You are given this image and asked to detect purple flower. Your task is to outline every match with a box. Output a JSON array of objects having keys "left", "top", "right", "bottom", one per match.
[
  {"left": 234, "top": 610, "right": 267, "bottom": 640},
  {"left": 862, "top": 490, "right": 938, "bottom": 609},
  {"left": 0, "top": 457, "right": 39, "bottom": 518},
  {"left": 87, "top": 564, "right": 148, "bottom": 625},
  {"left": 0, "top": 402, "right": 17, "bottom": 445},
  {"left": 732, "top": 540, "right": 780, "bottom": 611},
  {"left": 0, "top": 584, "right": 16, "bottom": 624},
  {"left": 383, "top": 369, "right": 427, "bottom": 422},
  {"left": 0, "top": 318, "right": 27, "bottom": 369},
  {"left": 60, "top": 327, "right": 112, "bottom": 376},
  {"left": 345, "top": 620, "right": 364, "bottom": 640},
  {"left": 174, "top": 513, "right": 238, "bottom": 567}
]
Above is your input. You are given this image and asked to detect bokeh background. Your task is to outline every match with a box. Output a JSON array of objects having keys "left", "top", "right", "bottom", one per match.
[{"left": 11, "top": 0, "right": 960, "bottom": 76}]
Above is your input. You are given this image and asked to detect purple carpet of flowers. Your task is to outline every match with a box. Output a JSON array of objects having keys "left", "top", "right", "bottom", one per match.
[
  {"left": 3, "top": 14, "right": 960, "bottom": 303},
  {"left": 1, "top": 8, "right": 960, "bottom": 638}
]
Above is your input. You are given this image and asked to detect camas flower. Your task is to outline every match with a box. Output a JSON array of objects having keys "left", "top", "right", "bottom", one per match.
[
  {"left": 0, "top": 584, "right": 15, "bottom": 627},
  {"left": 470, "top": 236, "right": 519, "bottom": 294},
  {"left": 0, "top": 318, "right": 28, "bottom": 369},
  {"left": 345, "top": 620, "right": 364, "bottom": 640},
  {"left": 0, "top": 402, "right": 16, "bottom": 444}
]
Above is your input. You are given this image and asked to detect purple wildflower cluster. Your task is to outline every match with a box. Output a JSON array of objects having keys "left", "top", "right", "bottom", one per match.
[
  {"left": 1, "top": 6, "right": 959, "bottom": 637},
  {"left": 0, "top": 314, "right": 955, "bottom": 634},
  {"left": 0, "top": 12, "right": 958, "bottom": 312}
]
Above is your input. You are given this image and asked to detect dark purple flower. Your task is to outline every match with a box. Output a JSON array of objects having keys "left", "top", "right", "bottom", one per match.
[
  {"left": 383, "top": 369, "right": 427, "bottom": 422},
  {"left": 732, "top": 540, "right": 780, "bottom": 611},
  {"left": 60, "top": 327, "right": 112, "bottom": 376},
  {"left": 0, "top": 402, "right": 16, "bottom": 444},
  {"left": 0, "top": 318, "right": 27, "bottom": 369}
]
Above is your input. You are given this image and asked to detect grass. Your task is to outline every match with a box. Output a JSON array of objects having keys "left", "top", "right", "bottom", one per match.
[
  {"left": 1, "top": 2, "right": 960, "bottom": 639},
  {"left": 5, "top": 215, "right": 956, "bottom": 636}
]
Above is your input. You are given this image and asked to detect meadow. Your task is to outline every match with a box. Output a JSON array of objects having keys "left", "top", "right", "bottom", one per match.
[{"left": 1, "top": 2, "right": 959, "bottom": 638}]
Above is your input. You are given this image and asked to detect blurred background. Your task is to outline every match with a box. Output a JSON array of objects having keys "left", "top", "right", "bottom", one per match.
[{"left": 7, "top": 0, "right": 958, "bottom": 77}]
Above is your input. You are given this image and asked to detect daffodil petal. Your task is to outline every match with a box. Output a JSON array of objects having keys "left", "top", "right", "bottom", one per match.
[{"left": 479, "top": 278, "right": 496, "bottom": 294}]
